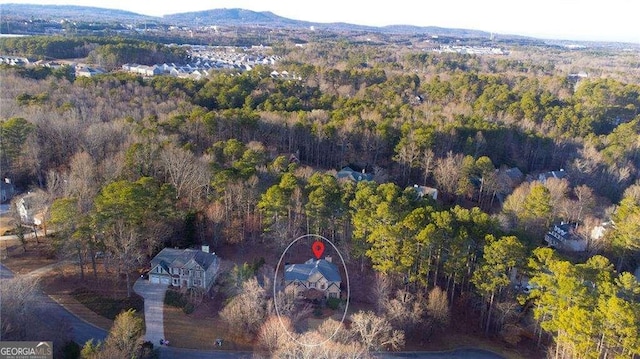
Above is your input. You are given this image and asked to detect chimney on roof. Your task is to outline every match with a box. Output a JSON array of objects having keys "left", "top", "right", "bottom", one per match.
[
  {"left": 325, "top": 255, "right": 332, "bottom": 263},
  {"left": 201, "top": 245, "right": 209, "bottom": 253}
]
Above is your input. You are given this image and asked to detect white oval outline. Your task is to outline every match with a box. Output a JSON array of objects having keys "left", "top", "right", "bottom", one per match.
[{"left": 273, "top": 234, "right": 350, "bottom": 347}]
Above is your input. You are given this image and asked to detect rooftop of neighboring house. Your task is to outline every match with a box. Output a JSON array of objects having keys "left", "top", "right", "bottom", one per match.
[
  {"left": 336, "top": 166, "right": 374, "bottom": 182},
  {"left": 547, "top": 222, "right": 583, "bottom": 242}
]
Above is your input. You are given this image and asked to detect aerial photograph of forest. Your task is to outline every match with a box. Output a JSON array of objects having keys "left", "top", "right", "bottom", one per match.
[{"left": 0, "top": 1, "right": 639, "bottom": 358}]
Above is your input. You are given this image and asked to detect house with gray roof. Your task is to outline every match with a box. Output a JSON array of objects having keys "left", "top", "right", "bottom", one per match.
[
  {"left": 538, "top": 169, "right": 567, "bottom": 184},
  {"left": 284, "top": 257, "right": 341, "bottom": 299},
  {"left": 336, "top": 166, "right": 374, "bottom": 183},
  {"left": 149, "top": 246, "right": 219, "bottom": 291},
  {"left": 409, "top": 185, "right": 438, "bottom": 200},
  {"left": 544, "top": 222, "right": 587, "bottom": 252}
]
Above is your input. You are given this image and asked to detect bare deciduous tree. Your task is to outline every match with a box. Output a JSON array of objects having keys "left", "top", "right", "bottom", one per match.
[
  {"left": 103, "top": 220, "right": 144, "bottom": 298},
  {"left": 272, "top": 331, "right": 368, "bottom": 359},
  {"left": 544, "top": 177, "right": 570, "bottom": 220},
  {"left": 0, "top": 276, "right": 72, "bottom": 355},
  {"left": 160, "top": 144, "right": 210, "bottom": 205},
  {"left": 220, "top": 278, "right": 267, "bottom": 338},
  {"left": 0, "top": 276, "right": 40, "bottom": 339},
  {"left": 372, "top": 273, "right": 393, "bottom": 314},
  {"left": 420, "top": 148, "right": 435, "bottom": 185},
  {"left": 256, "top": 315, "right": 293, "bottom": 356},
  {"left": 350, "top": 311, "right": 405, "bottom": 352},
  {"left": 433, "top": 151, "right": 463, "bottom": 198},
  {"left": 383, "top": 289, "right": 427, "bottom": 334},
  {"left": 426, "top": 286, "right": 450, "bottom": 327},
  {"left": 66, "top": 151, "right": 98, "bottom": 212}
]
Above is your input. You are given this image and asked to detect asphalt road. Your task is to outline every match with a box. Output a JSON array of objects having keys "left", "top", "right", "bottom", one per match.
[
  {"left": 155, "top": 347, "right": 505, "bottom": 359},
  {"left": 159, "top": 347, "right": 253, "bottom": 359},
  {"left": 0, "top": 263, "right": 505, "bottom": 359},
  {"left": 0, "top": 263, "right": 107, "bottom": 346},
  {"left": 377, "top": 348, "right": 505, "bottom": 358}
]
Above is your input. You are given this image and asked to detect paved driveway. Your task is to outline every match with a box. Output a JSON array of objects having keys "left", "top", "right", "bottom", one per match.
[{"left": 134, "top": 277, "right": 168, "bottom": 345}]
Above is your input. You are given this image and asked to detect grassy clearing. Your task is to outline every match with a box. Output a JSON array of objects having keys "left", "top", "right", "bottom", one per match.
[
  {"left": 163, "top": 306, "right": 252, "bottom": 351},
  {"left": 70, "top": 287, "right": 144, "bottom": 320}
]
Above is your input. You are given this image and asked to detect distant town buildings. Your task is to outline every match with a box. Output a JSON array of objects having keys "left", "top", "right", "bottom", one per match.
[
  {"left": 1, "top": 45, "right": 282, "bottom": 81},
  {"left": 122, "top": 46, "right": 281, "bottom": 79},
  {"left": 434, "top": 45, "right": 506, "bottom": 55}
]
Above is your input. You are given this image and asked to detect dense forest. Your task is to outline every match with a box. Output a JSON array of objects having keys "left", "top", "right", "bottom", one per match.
[
  {"left": 0, "top": 36, "right": 188, "bottom": 69},
  {"left": 1, "top": 35, "right": 639, "bottom": 358}
]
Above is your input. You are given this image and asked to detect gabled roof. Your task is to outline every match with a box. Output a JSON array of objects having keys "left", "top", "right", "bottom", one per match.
[
  {"left": 409, "top": 185, "right": 438, "bottom": 199},
  {"left": 505, "top": 167, "right": 524, "bottom": 181},
  {"left": 336, "top": 167, "right": 373, "bottom": 182},
  {"left": 284, "top": 258, "right": 341, "bottom": 283},
  {"left": 539, "top": 169, "right": 566, "bottom": 182},
  {"left": 151, "top": 248, "right": 218, "bottom": 272}
]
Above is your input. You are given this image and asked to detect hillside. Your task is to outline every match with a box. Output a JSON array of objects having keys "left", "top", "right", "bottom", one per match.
[
  {"left": 0, "top": 3, "right": 152, "bottom": 22},
  {"left": 1, "top": 3, "right": 492, "bottom": 38}
]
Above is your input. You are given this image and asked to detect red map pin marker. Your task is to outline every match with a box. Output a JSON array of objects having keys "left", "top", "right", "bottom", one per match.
[{"left": 312, "top": 241, "right": 325, "bottom": 259}]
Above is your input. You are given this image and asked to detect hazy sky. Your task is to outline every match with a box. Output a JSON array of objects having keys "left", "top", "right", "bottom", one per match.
[{"left": 1, "top": 0, "right": 639, "bottom": 43}]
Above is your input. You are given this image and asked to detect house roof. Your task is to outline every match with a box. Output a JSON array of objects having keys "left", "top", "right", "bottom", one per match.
[
  {"left": 336, "top": 167, "right": 373, "bottom": 182},
  {"left": 505, "top": 167, "right": 524, "bottom": 181},
  {"left": 547, "top": 223, "right": 582, "bottom": 241},
  {"left": 410, "top": 185, "right": 438, "bottom": 198},
  {"left": 545, "top": 222, "right": 587, "bottom": 251},
  {"left": 151, "top": 248, "right": 218, "bottom": 272},
  {"left": 285, "top": 258, "right": 341, "bottom": 283},
  {"left": 539, "top": 169, "right": 566, "bottom": 181}
]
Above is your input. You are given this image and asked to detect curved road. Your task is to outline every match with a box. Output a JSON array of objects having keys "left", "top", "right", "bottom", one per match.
[
  {"left": 1, "top": 262, "right": 505, "bottom": 359},
  {"left": 0, "top": 263, "right": 107, "bottom": 346},
  {"left": 378, "top": 348, "right": 505, "bottom": 358}
]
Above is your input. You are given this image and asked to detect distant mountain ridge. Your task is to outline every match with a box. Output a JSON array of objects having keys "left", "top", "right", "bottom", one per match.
[
  {"left": 1, "top": 3, "right": 151, "bottom": 21},
  {"left": 0, "top": 3, "right": 491, "bottom": 38},
  {"left": 162, "top": 8, "right": 307, "bottom": 27}
]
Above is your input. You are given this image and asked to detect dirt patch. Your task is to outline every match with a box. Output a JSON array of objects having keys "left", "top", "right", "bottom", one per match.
[{"left": 0, "top": 217, "right": 13, "bottom": 236}]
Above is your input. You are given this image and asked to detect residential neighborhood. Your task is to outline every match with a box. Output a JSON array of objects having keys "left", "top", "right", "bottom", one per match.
[
  {"left": 1, "top": 45, "right": 282, "bottom": 80},
  {"left": 1, "top": 2, "right": 639, "bottom": 359},
  {"left": 122, "top": 46, "right": 282, "bottom": 79}
]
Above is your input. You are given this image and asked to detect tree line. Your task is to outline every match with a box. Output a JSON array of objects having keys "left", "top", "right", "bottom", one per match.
[{"left": 1, "top": 38, "right": 639, "bottom": 356}]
